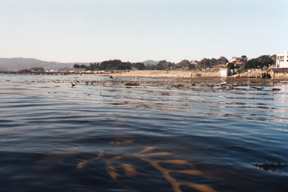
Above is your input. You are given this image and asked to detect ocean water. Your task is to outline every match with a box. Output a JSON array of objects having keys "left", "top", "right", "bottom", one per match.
[{"left": 0, "top": 74, "right": 288, "bottom": 192}]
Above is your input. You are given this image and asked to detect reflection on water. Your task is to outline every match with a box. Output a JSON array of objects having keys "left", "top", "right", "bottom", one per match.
[{"left": 1, "top": 74, "right": 288, "bottom": 192}]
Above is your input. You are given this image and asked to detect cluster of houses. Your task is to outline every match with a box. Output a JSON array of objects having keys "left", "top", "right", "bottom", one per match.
[
  {"left": 19, "top": 67, "right": 88, "bottom": 73},
  {"left": 18, "top": 67, "right": 112, "bottom": 74},
  {"left": 270, "top": 50, "right": 288, "bottom": 78},
  {"left": 209, "top": 59, "right": 245, "bottom": 70},
  {"left": 19, "top": 67, "right": 46, "bottom": 73},
  {"left": 18, "top": 51, "right": 288, "bottom": 75},
  {"left": 198, "top": 57, "right": 245, "bottom": 71},
  {"left": 276, "top": 50, "right": 288, "bottom": 68}
]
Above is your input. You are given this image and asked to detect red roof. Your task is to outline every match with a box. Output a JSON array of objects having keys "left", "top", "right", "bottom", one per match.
[
  {"left": 213, "top": 64, "right": 226, "bottom": 68},
  {"left": 235, "top": 62, "right": 245, "bottom": 66}
]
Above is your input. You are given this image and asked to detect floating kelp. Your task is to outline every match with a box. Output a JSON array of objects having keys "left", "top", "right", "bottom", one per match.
[
  {"left": 173, "top": 84, "right": 184, "bottom": 88},
  {"left": 272, "top": 88, "right": 281, "bottom": 91},
  {"left": 76, "top": 145, "right": 217, "bottom": 192},
  {"left": 255, "top": 161, "right": 287, "bottom": 171},
  {"left": 124, "top": 82, "right": 140, "bottom": 86}
]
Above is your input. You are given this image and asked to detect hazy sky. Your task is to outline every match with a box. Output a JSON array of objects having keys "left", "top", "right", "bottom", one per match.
[{"left": 0, "top": 0, "right": 287, "bottom": 63}]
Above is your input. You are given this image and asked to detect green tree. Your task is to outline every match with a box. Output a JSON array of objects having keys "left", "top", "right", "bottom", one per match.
[
  {"left": 146, "top": 64, "right": 156, "bottom": 70},
  {"left": 258, "top": 55, "right": 273, "bottom": 68},
  {"left": 210, "top": 58, "right": 217, "bottom": 65},
  {"left": 155, "top": 63, "right": 163, "bottom": 70},
  {"left": 189, "top": 64, "right": 195, "bottom": 70},
  {"left": 80, "top": 65, "right": 87, "bottom": 69},
  {"left": 197, "top": 58, "right": 210, "bottom": 69},
  {"left": 73, "top": 64, "right": 80, "bottom": 68},
  {"left": 133, "top": 63, "right": 145, "bottom": 70},
  {"left": 162, "top": 61, "right": 174, "bottom": 69},
  {"left": 176, "top": 60, "right": 190, "bottom": 69},
  {"left": 87, "top": 63, "right": 99, "bottom": 70},
  {"left": 240, "top": 55, "right": 248, "bottom": 62},
  {"left": 244, "top": 59, "right": 259, "bottom": 69},
  {"left": 100, "top": 60, "right": 122, "bottom": 70},
  {"left": 244, "top": 55, "right": 273, "bottom": 69},
  {"left": 227, "top": 63, "right": 235, "bottom": 69},
  {"left": 117, "top": 62, "right": 132, "bottom": 70},
  {"left": 218, "top": 57, "right": 228, "bottom": 64},
  {"left": 270, "top": 55, "right": 276, "bottom": 66},
  {"left": 106, "top": 63, "right": 116, "bottom": 70}
]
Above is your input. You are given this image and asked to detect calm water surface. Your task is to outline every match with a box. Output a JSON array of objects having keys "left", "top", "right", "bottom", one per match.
[{"left": 0, "top": 74, "right": 288, "bottom": 192}]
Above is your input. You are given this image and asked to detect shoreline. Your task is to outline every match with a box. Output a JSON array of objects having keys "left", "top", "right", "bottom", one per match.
[
  {"left": 85, "top": 70, "right": 221, "bottom": 78},
  {"left": 0, "top": 70, "right": 220, "bottom": 78},
  {"left": 1, "top": 69, "right": 288, "bottom": 79}
]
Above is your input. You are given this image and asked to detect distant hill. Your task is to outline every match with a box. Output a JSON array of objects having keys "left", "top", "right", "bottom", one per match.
[
  {"left": 0, "top": 58, "right": 84, "bottom": 71},
  {"left": 142, "top": 60, "right": 159, "bottom": 66},
  {"left": 0, "top": 58, "right": 160, "bottom": 71}
]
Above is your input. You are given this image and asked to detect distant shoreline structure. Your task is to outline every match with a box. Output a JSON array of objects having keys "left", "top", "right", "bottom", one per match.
[
  {"left": 0, "top": 70, "right": 111, "bottom": 76},
  {"left": 1, "top": 69, "right": 288, "bottom": 79}
]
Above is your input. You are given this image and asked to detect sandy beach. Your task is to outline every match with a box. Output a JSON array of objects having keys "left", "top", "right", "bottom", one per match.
[
  {"left": 86, "top": 70, "right": 221, "bottom": 78},
  {"left": 90, "top": 69, "right": 288, "bottom": 79}
]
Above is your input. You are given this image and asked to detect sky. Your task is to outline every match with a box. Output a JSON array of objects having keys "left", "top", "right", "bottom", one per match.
[{"left": 0, "top": 0, "right": 287, "bottom": 63}]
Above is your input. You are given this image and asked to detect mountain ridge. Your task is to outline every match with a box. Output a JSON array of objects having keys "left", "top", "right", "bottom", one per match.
[
  {"left": 0, "top": 57, "right": 160, "bottom": 71},
  {"left": 142, "top": 60, "right": 159, "bottom": 66},
  {"left": 0, "top": 58, "right": 78, "bottom": 71}
]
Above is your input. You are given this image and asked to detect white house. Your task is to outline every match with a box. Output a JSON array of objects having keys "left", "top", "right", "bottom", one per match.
[
  {"left": 276, "top": 50, "right": 288, "bottom": 68},
  {"left": 58, "top": 68, "right": 86, "bottom": 73},
  {"left": 228, "top": 57, "right": 238, "bottom": 63}
]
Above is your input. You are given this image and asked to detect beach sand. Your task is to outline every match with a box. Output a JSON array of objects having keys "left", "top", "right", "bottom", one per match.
[{"left": 84, "top": 70, "right": 221, "bottom": 78}]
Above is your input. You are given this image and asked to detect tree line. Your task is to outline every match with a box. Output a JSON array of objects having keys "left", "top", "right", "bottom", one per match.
[
  {"left": 73, "top": 55, "right": 276, "bottom": 71},
  {"left": 244, "top": 55, "right": 275, "bottom": 69},
  {"left": 74, "top": 60, "right": 145, "bottom": 71}
]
